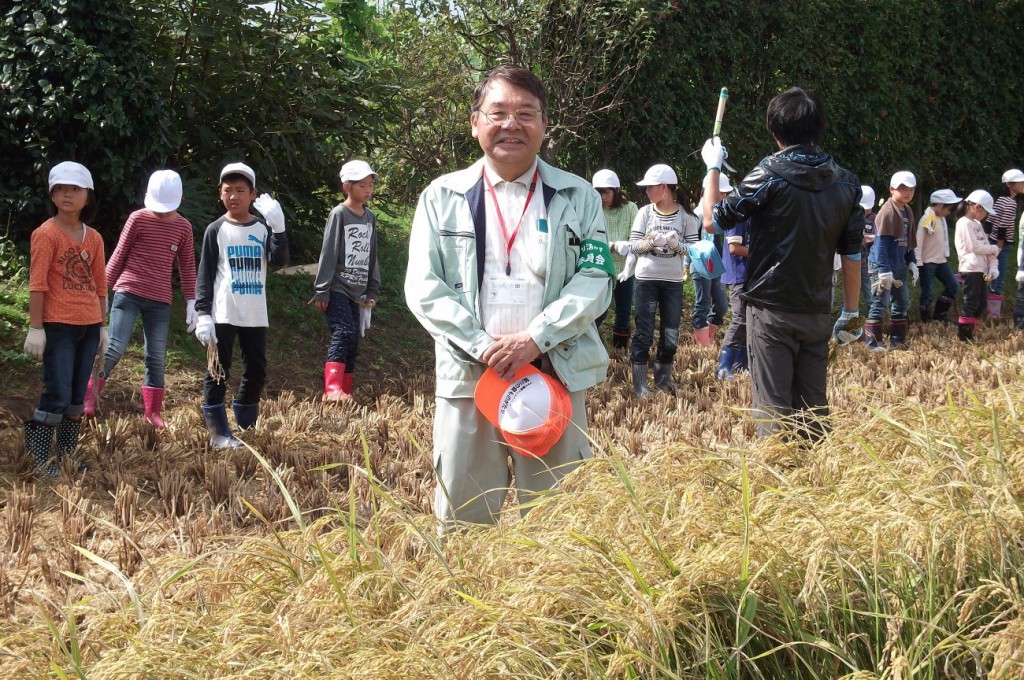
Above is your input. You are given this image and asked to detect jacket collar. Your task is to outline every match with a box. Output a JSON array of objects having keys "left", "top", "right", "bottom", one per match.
[{"left": 440, "top": 157, "right": 575, "bottom": 195}]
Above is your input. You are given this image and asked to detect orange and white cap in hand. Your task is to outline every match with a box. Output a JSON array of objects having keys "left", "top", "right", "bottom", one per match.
[{"left": 474, "top": 364, "right": 572, "bottom": 459}]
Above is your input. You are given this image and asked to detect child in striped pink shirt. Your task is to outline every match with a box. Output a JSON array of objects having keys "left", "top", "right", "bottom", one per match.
[{"left": 85, "top": 170, "right": 197, "bottom": 427}]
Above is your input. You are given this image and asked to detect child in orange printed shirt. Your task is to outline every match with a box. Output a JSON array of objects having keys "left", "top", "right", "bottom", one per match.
[{"left": 23, "top": 162, "right": 108, "bottom": 477}]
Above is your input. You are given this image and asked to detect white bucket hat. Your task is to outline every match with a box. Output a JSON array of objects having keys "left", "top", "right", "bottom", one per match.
[
  {"left": 592, "top": 169, "right": 620, "bottom": 189},
  {"left": 718, "top": 173, "right": 733, "bottom": 193},
  {"left": 965, "top": 189, "right": 997, "bottom": 216},
  {"left": 48, "top": 162, "right": 94, "bottom": 191},
  {"left": 340, "top": 160, "right": 376, "bottom": 183},
  {"left": 144, "top": 170, "right": 183, "bottom": 212},
  {"left": 636, "top": 164, "right": 677, "bottom": 186},
  {"left": 220, "top": 162, "right": 256, "bottom": 187}
]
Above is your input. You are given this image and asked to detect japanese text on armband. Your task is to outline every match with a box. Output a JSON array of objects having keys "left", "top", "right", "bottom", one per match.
[{"left": 576, "top": 239, "right": 615, "bottom": 276}]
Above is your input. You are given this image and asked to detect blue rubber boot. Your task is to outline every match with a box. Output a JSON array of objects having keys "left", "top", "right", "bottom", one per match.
[
  {"left": 202, "top": 404, "right": 243, "bottom": 449},
  {"left": 734, "top": 346, "right": 749, "bottom": 373},
  {"left": 232, "top": 400, "right": 259, "bottom": 431},
  {"left": 716, "top": 345, "right": 737, "bottom": 380}
]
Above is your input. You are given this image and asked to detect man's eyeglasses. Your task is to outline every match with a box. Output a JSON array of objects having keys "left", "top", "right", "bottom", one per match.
[{"left": 476, "top": 108, "right": 544, "bottom": 126}]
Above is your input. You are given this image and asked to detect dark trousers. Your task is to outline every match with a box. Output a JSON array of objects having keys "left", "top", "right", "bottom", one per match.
[
  {"left": 722, "top": 283, "right": 747, "bottom": 348},
  {"left": 203, "top": 324, "right": 267, "bottom": 406},
  {"left": 596, "top": 276, "right": 634, "bottom": 336},
  {"left": 325, "top": 291, "right": 360, "bottom": 370},
  {"left": 631, "top": 279, "right": 682, "bottom": 364},
  {"left": 960, "top": 272, "right": 986, "bottom": 318},
  {"left": 747, "top": 305, "right": 832, "bottom": 440}
]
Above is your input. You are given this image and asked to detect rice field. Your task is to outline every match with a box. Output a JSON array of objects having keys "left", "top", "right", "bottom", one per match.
[{"left": 1, "top": 318, "right": 1023, "bottom": 678}]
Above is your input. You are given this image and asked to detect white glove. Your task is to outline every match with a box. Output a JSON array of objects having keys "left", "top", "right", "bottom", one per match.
[
  {"left": 872, "top": 271, "right": 895, "bottom": 294},
  {"left": 195, "top": 315, "right": 217, "bottom": 345},
  {"left": 23, "top": 327, "right": 45, "bottom": 359},
  {"left": 907, "top": 262, "right": 919, "bottom": 286},
  {"left": 665, "top": 231, "right": 679, "bottom": 250},
  {"left": 652, "top": 232, "right": 668, "bottom": 247},
  {"left": 98, "top": 326, "right": 109, "bottom": 359},
  {"left": 1015, "top": 269, "right": 1024, "bottom": 284},
  {"left": 701, "top": 137, "right": 726, "bottom": 171},
  {"left": 186, "top": 300, "right": 198, "bottom": 333},
  {"left": 985, "top": 267, "right": 999, "bottom": 282},
  {"left": 617, "top": 253, "right": 637, "bottom": 282},
  {"left": 611, "top": 241, "right": 631, "bottom": 256},
  {"left": 833, "top": 308, "right": 863, "bottom": 346},
  {"left": 254, "top": 194, "right": 286, "bottom": 233},
  {"left": 359, "top": 304, "right": 372, "bottom": 337}
]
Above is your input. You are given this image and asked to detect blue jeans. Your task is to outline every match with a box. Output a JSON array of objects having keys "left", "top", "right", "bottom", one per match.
[
  {"left": 102, "top": 291, "right": 171, "bottom": 387},
  {"left": 324, "top": 291, "right": 360, "bottom": 369},
  {"left": 990, "top": 247, "right": 1011, "bottom": 294},
  {"left": 36, "top": 323, "right": 101, "bottom": 424},
  {"left": 868, "top": 267, "right": 910, "bottom": 321},
  {"left": 692, "top": 276, "right": 728, "bottom": 328},
  {"left": 919, "top": 262, "right": 959, "bottom": 308},
  {"left": 632, "top": 279, "right": 682, "bottom": 364}
]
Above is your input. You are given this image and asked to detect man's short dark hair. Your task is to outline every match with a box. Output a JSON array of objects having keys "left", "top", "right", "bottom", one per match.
[
  {"left": 766, "top": 87, "right": 826, "bottom": 147},
  {"left": 472, "top": 64, "right": 548, "bottom": 115}
]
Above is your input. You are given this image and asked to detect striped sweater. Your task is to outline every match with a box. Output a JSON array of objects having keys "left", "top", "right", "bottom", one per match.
[{"left": 105, "top": 209, "right": 197, "bottom": 305}]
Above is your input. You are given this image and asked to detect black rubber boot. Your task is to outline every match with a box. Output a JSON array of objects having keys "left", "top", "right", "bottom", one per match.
[
  {"left": 631, "top": 363, "right": 651, "bottom": 398},
  {"left": 611, "top": 330, "right": 630, "bottom": 349},
  {"left": 24, "top": 420, "right": 57, "bottom": 478},
  {"left": 55, "top": 417, "right": 88, "bottom": 472},
  {"left": 934, "top": 295, "right": 954, "bottom": 323},
  {"left": 889, "top": 318, "right": 909, "bottom": 349},
  {"left": 957, "top": 317, "right": 975, "bottom": 343},
  {"left": 919, "top": 304, "right": 933, "bottom": 322},
  {"left": 652, "top": 361, "right": 675, "bottom": 394},
  {"left": 232, "top": 400, "right": 259, "bottom": 431}
]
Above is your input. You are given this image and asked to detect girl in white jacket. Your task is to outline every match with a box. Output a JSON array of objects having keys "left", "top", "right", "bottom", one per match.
[{"left": 954, "top": 190, "right": 999, "bottom": 342}]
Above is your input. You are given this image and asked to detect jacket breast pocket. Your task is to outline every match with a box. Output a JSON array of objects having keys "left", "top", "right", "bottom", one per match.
[{"left": 438, "top": 228, "right": 476, "bottom": 295}]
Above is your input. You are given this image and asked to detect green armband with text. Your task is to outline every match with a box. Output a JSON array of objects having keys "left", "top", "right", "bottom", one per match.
[{"left": 576, "top": 239, "right": 615, "bottom": 277}]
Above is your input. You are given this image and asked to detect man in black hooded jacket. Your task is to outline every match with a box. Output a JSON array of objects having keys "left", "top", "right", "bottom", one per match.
[{"left": 700, "top": 86, "right": 863, "bottom": 440}]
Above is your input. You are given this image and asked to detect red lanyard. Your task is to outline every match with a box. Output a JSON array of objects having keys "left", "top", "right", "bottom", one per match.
[{"left": 483, "top": 166, "right": 540, "bottom": 275}]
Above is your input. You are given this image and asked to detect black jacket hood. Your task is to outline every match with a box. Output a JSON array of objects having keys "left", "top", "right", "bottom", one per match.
[{"left": 761, "top": 145, "right": 838, "bottom": 192}]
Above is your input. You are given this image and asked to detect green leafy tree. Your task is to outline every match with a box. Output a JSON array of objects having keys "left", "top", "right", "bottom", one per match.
[{"left": 0, "top": 0, "right": 171, "bottom": 239}]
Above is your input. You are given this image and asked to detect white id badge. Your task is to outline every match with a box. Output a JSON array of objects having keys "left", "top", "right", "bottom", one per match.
[{"left": 487, "top": 277, "right": 529, "bottom": 305}]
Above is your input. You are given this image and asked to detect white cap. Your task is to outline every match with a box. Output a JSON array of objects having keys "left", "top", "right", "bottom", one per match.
[
  {"left": 1002, "top": 169, "right": 1024, "bottom": 184},
  {"left": 636, "top": 164, "right": 677, "bottom": 186},
  {"left": 718, "top": 174, "right": 733, "bottom": 193},
  {"left": 340, "top": 160, "right": 376, "bottom": 183},
  {"left": 48, "top": 162, "right": 94, "bottom": 191},
  {"left": 889, "top": 171, "right": 917, "bottom": 189},
  {"left": 929, "top": 188, "right": 962, "bottom": 205},
  {"left": 859, "top": 185, "right": 876, "bottom": 210},
  {"left": 965, "top": 189, "right": 997, "bottom": 216},
  {"left": 220, "top": 162, "right": 256, "bottom": 187},
  {"left": 592, "top": 169, "right": 620, "bottom": 189},
  {"left": 144, "top": 170, "right": 183, "bottom": 212}
]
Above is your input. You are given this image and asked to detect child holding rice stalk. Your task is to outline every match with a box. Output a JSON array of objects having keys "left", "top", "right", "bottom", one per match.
[
  {"left": 954, "top": 190, "right": 999, "bottom": 343},
  {"left": 194, "top": 163, "right": 289, "bottom": 447},
  {"left": 309, "top": 160, "right": 381, "bottom": 401}
]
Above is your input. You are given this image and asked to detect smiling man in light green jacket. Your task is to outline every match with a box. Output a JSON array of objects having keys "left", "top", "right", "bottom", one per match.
[{"left": 405, "top": 65, "right": 613, "bottom": 532}]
